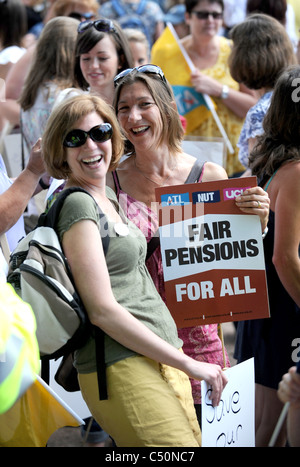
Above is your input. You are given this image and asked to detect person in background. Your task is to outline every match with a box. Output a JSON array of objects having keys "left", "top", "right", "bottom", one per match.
[
  {"left": 246, "top": 0, "right": 298, "bottom": 51},
  {"left": 0, "top": 139, "right": 46, "bottom": 277},
  {"left": 124, "top": 28, "right": 150, "bottom": 67},
  {"left": 27, "top": 0, "right": 98, "bottom": 40},
  {"left": 164, "top": 3, "right": 190, "bottom": 38},
  {"left": 278, "top": 365, "right": 300, "bottom": 447},
  {"left": 42, "top": 93, "right": 228, "bottom": 447},
  {"left": 107, "top": 64, "right": 269, "bottom": 424},
  {"left": 0, "top": 0, "right": 27, "bottom": 82},
  {"left": 151, "top": 0, "right": 258, "bottom": 177},
  {"left": 99, "top": 0, "right": 165, "bottom": 47},
  {"left": 0, "top": 0, "right": 28, "bottom": 131},
  {"left": 73, "top": 19, "right": 134, "bottom": 106},
  {"left": 228, "top": 13, "right": 297, "bottom": 175},
  {"left": 235, "top": 65, "right": 300, "bottom": 446}
]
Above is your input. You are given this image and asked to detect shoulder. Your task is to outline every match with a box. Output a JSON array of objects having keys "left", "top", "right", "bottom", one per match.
[
  {"left": 202, "top": 162, "right": 228, "bottom": 182},
  {"left": 60, "top": 190, "right": 97, "bottom": 214},
  {"left": 57, "top": 190, "right": 99, "bottom": 238}
]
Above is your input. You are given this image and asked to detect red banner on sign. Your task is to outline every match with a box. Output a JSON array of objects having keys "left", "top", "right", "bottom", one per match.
[{"left": 156, "top": 177, "right": 270, "bottom": 327}]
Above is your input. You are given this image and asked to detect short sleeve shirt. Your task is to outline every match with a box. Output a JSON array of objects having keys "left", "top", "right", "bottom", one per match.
[
  {"left": 57, "top": 187, "right": 182, "bottom": 373},
  {"left": 238, "top": 91, "right": 273, "bottom": 169}
]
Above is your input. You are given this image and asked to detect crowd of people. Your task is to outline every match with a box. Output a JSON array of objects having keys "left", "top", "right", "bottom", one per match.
[{"left": 1, "top": 0, "right": 300, "bottom": 448}]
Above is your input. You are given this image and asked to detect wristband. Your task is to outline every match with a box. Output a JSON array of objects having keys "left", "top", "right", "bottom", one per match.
[
  {"left": 220, "top": 85, "right": 229, "bottom": 99},
  {"left": 262, "top": 227, "right": 268, "bottom": 240},
  {"left": 39, "top": 177, "right": 50, "bottom": 190}
]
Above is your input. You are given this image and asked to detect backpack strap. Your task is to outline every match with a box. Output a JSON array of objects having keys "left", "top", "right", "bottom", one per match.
[
  {"left": 39, "top": 187, "right": 109, "bottom": 400},
  {"left": 137, "top": 0, "right": 146, "bottom": 14},
  {"left": 111, "top": 0, "right": 125, "bottom": 16},
  {"left": 184, "top": 159, "right": 205, "bottom": 184}
]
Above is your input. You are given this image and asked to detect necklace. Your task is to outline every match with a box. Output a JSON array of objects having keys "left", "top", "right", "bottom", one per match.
[{"left": 134, "top": 157, "right": 177, "bottom": 187}]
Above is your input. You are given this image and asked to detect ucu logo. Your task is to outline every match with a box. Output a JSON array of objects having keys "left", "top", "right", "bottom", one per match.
[{"left": 223, "top": 187, "right": 250, "bottom": 201}]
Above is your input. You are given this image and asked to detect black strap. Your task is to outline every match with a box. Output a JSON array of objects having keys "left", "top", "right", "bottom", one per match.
[
  {"left": 94, "top": 327, "right": 107, "bottom": 400},
  {"left": 146, "top": 160, "right": 205, "bottom": 260},
  {"left": 184, "top": 159, "right": 205, "bottom": 184}
]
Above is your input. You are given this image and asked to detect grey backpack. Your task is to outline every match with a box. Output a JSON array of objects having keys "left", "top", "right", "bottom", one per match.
[{"left": 7, "top": 187, "right": 109, "bottom": 399}]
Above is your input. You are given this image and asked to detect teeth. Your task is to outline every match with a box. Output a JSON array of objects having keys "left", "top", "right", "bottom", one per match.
[
  {"left": 82, "top": 155, "right": 102, "bottom": 164},
  {"left": 132, "top": 126, "right": 148, "bottom": 133}
]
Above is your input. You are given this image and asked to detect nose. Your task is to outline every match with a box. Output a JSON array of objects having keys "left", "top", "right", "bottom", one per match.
[
  {"left": 127, "top": 105, "right": 142, "bottom": 122},
  {"left": 89, "top": 57, "right": 100, "bottom": 69}
]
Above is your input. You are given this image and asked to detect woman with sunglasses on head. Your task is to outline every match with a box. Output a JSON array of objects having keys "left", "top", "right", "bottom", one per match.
[
  {"left": 73, "top": 18, "right": 134, "bottom": 105},
  {"left": 47, "top": 18, "right": 134, "bottom": 206},
  {"left": 152, "top": 0, "right": 258, "bottom": 178},
  {"left": 106, "top": 64, "right": 269, "bottom": 425},
  {"left": 42, "top": 93, "right": 229, "bottom": 447}
]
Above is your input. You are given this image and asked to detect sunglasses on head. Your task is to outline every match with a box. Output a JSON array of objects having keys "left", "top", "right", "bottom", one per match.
[
  {"left": 114, "top": 64, "right": 167, "bottom": 87},
  {"left": 77, "top": 18, "right": 116, "bottom": 34},
  {"left": 191, "top": 11, "right": 223, "bottom": 20},
  {"left": 63, "top": 123, "right": 113, "bottom": 148}
]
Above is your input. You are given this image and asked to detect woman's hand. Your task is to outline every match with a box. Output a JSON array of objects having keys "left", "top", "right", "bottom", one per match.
[
  {"left": 185, "top": 359, "right": 228, "bottom": 407},
  {"left": 235, "top": 186, "right": 270, "bottom": 232},
  {"left": 278, "top": 366, "right": 300, "bottom": 408}
]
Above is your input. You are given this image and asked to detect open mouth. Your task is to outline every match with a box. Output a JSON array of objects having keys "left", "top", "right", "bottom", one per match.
[
  {"left": 82, "top": 155, "right": 103, "bottom": 166},
  {"left": 131, "top": 126, "right": 149, "bottom": 135}
]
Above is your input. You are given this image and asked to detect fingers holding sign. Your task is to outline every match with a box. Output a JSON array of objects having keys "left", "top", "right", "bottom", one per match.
[
  {"left": 235, "top": 186, "right": 270, "bottom": 232},
  {"left": 187, "top": 360, "right": 228, "bottom": 407}
]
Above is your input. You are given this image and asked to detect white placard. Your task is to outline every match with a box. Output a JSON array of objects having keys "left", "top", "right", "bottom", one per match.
[{"left": 201, "top": 358, "right": 255, "bottom": 447}]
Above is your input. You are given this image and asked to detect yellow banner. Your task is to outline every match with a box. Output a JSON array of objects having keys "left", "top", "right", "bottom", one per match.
[
  {"left": 151, "top": 26, "right": 213, "bottom": 133},
  {"left": 0, "top": 378, "right": 81, "bottom": 447}
]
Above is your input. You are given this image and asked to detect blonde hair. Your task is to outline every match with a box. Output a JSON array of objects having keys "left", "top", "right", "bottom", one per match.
[
  {"left": 42, "top": 94, "right": 125, "bottom": 179},
  {"left": 51, "top": 0, "right": 99, "bottom": 16},
  {"left": 19, "top": 17, "right": 79, "bottom": 110},
  {"left": 123, "top": 28, "right": 150, "bottom": 58}
]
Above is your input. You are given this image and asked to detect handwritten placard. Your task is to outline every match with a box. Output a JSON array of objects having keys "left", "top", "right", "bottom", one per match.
[{"left": 201, "top": 358, "right": 255, "bottom": 447}]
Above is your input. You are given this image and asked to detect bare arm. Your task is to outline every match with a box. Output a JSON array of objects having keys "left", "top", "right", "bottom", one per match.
[
  {"left": 202, "top": 162, "right": 270, "bottom": 232},
  {"left": 62, "top": 218, "right": 228, "bottom": 406},
  {"left": 271, "top": 165, "right": 300, "bottom": 307},
  {"left": 191, "top": 70, "right": 257, "bottom": 119},
  {"left": 0, "top": 139, "right": 45, "bottom": 235},
  {"left": 0, "top": 99, "right": 20, "bottom": 127}
]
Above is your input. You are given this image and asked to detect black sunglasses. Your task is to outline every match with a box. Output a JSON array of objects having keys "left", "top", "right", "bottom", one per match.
[
  {"left": 78, "top": 18, "right": 116, "bottom": 34},
  {"left": 69, "top": 12, "right": 95, "bottom": 21},
  {"left": 63, "top": 124, "right": 113, "bottom": 148},
  {"left": 191, "top": 11, "right": 223, "bottom": 20},
  {"left": 114, "top": 64, "right": 167, "bottom": 87}
]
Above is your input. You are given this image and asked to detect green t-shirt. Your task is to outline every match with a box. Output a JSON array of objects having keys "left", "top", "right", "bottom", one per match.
[{"left": 57, "top": 187, "right": 182, "bottom": 373}]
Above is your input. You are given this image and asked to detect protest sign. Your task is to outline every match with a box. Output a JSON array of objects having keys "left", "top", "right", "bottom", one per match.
[
  {"left": 155, "top": 177, "right": 270, "bottom": 327},
  {"left": 201, "top": 358, "right": 255, "bottom": 447}
]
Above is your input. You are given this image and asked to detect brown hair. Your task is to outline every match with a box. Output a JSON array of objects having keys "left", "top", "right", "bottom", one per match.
[
  {"left": 113, "top": 70, "right": 184, "bottom": 154},
  {"left": 229, "top": 13, "right": 296, "bottom": 90},
  {"left": 249, "top": 65, "right": 300, "bottom": 179},
  {"left": 42, "top": 94, "right": 125, "bottom": 179}
]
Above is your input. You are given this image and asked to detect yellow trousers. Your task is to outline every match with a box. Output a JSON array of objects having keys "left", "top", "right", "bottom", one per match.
[{"left": 78, "top": 355, "right": 201, "bottom": 447}]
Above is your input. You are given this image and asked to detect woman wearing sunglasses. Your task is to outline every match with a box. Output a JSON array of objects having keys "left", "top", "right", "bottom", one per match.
[
  {"left": 42, "top": 93, "right": 228, "bottom": 447},
  {"left": 151, "top": 0, "right": 257, "bottom": 178},
  {"left": 73, "top": 18, "right": 134, "bottom": 105},
  {"left": 106, "top": 64, "right": 270, "bottom": 425}
]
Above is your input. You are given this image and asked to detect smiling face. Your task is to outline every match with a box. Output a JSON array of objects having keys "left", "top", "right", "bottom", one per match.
[
  {"left": 65, "top": 111, "right": 113, "bottom": 185},
  {"left": 186, "top": 0, "right": 223, "bottom": 38},
  {"left": 116, "top": 80, "right": 164, "bottom": 152},
  {"left": 79, "top": 35, "right": 120, "bottom": 92}
]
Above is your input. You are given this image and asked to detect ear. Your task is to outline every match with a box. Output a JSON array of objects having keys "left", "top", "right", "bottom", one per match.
[{"left": 170, "top": 100, "right": 177, "bottom": 110}]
